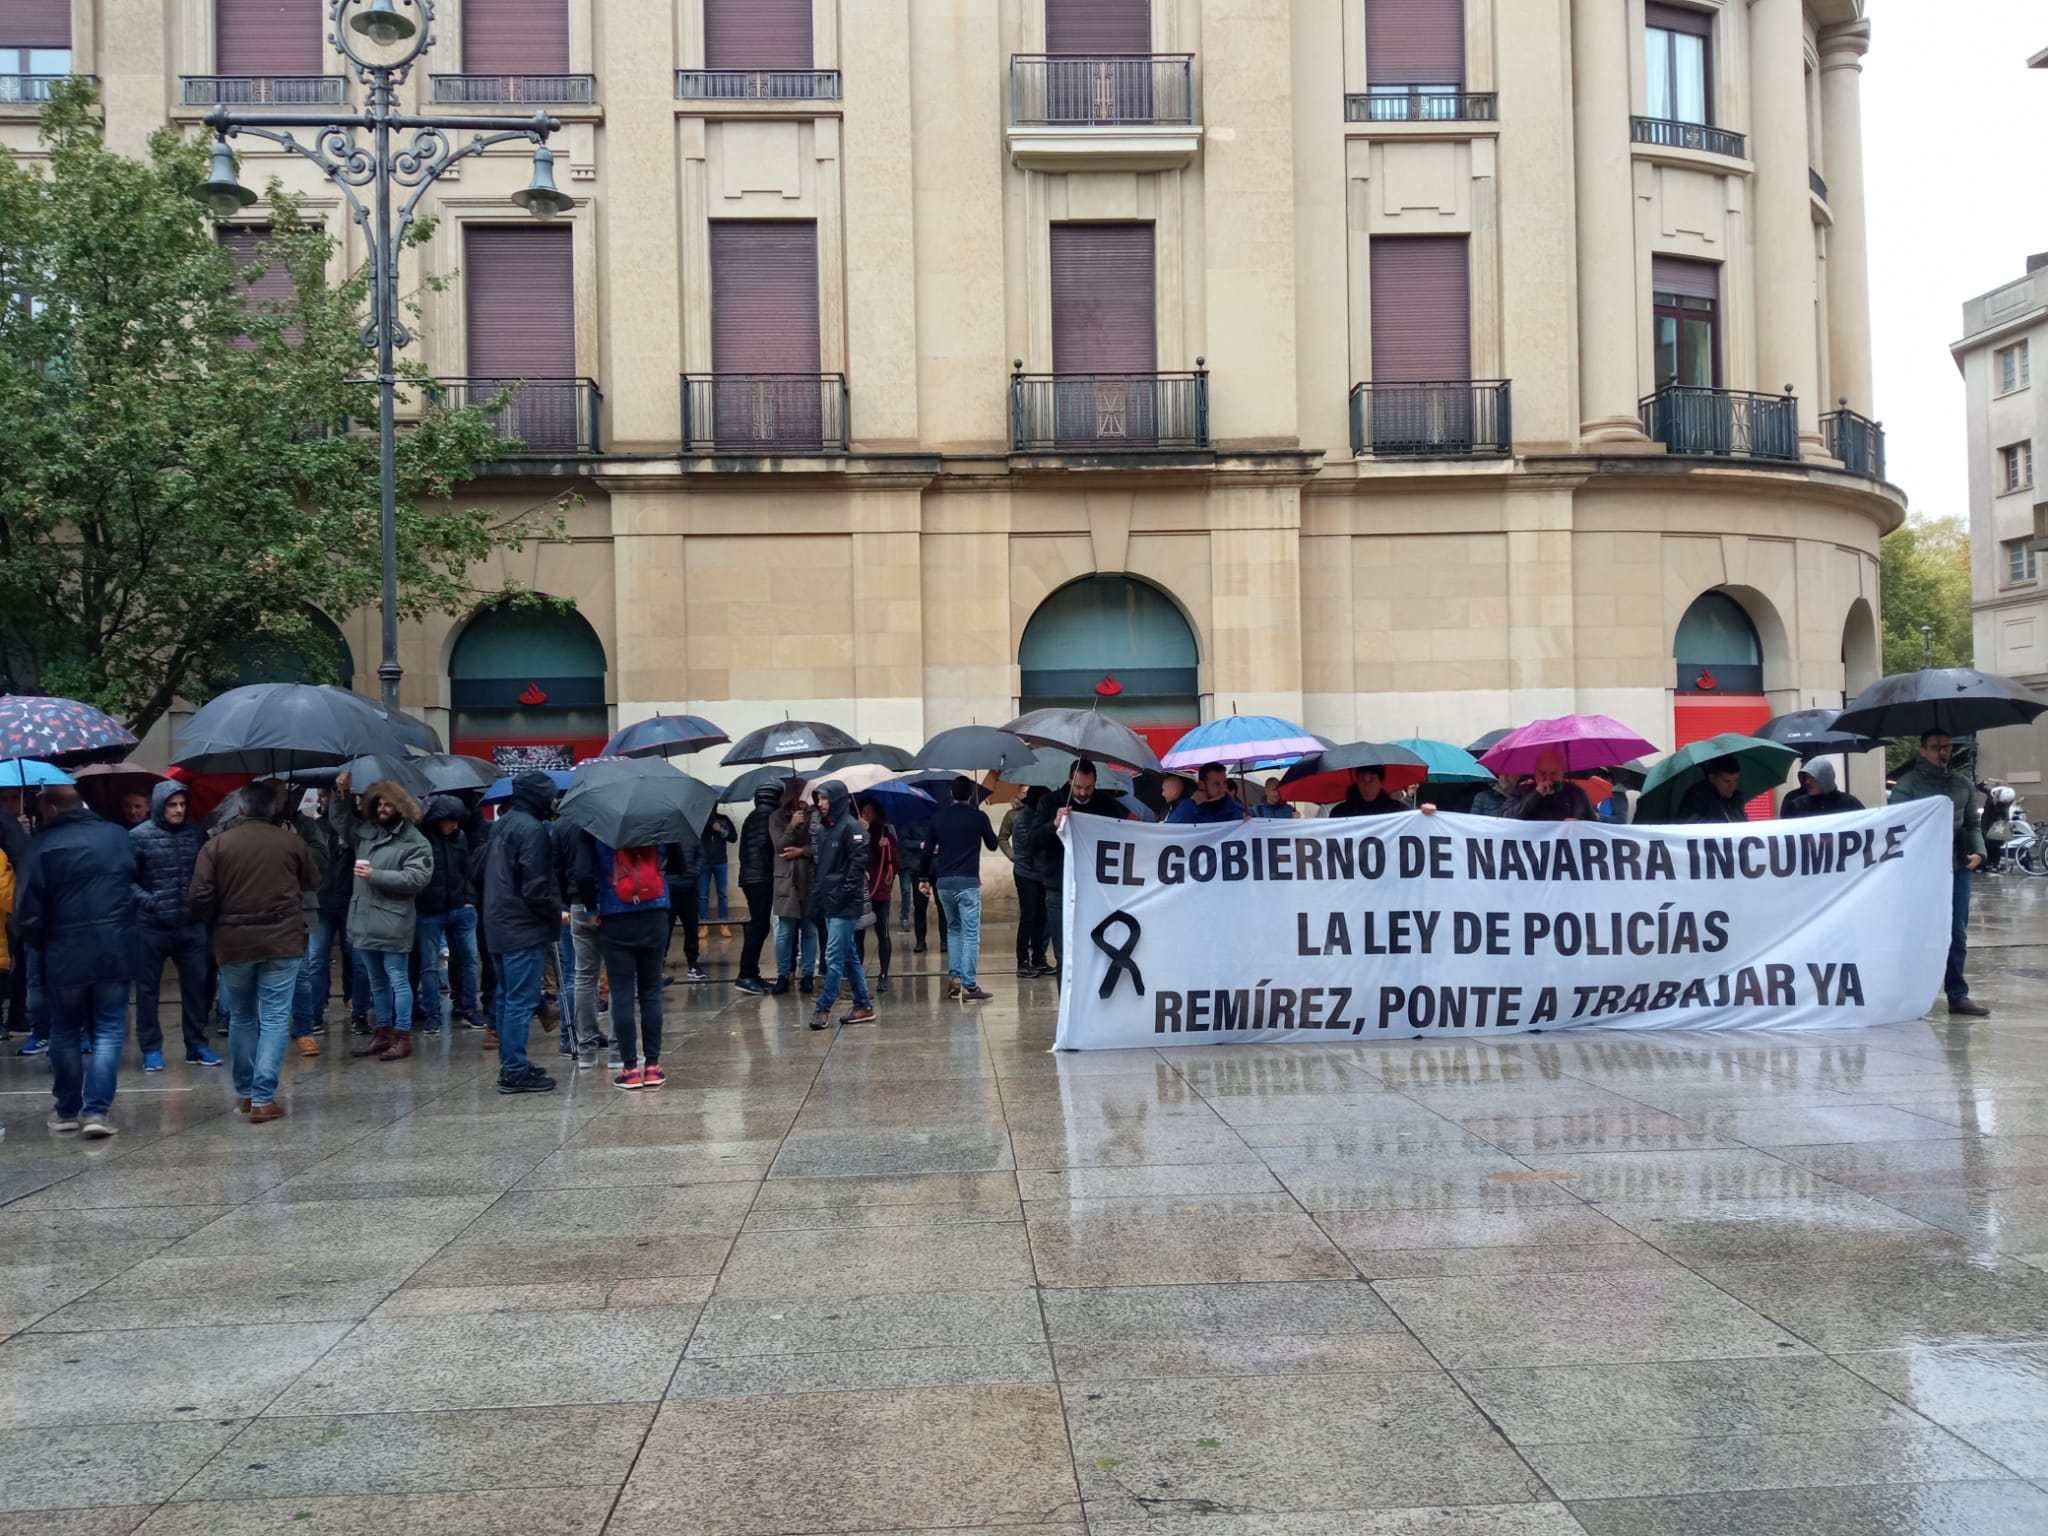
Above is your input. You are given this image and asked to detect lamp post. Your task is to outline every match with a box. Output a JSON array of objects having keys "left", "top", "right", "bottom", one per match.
[{"left": 193, "top": 0, "right": 574, "bottom": 713}]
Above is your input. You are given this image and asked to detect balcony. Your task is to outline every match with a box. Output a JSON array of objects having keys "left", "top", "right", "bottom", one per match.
[
  {"left": 1639, "top": 384, "right": 1798, "bottom": 462},
  {"left": 675, "top": 69, "right": 841, "bottom": 101},
  {"left": 179, "top": 75, "right": 345, "bottom": 107},
  {"left": 1821, "top": 403, "right": 1885, "bottom": 480},
  {"left": 429, "top": 377, "right": 602, "bottom": 457},
  {"left": 1809, "top": 167, "right": 1829, "bottom": 201},
  {"left": 1007, "top": 54, "right": 1200, "bottom": 171},
  {"left": 0, "top": 74, "right": 89, "bottom": 105},
  {"left": 680, "top": 374, "right": 848, "bottom": 455},
  {"left": 430, "top": 74, "right": 595, "bottom": 105},
  {"left": 1349, "top": 381, "right": 1512, "bottom": 459},
  {"left": 1010, "top": 365, "right": 1209, "bottom": 455},
  {"left": 1345, "top": 89, "right": 1497, "bottom": 123},
  {"left": 1631, "top": 115, "right": 1745, "bottom": 159}
]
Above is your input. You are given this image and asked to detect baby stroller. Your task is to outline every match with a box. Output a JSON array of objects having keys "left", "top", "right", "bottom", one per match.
[{"left": 1982, "top": 781, "right": 2047, "bottom": 876}]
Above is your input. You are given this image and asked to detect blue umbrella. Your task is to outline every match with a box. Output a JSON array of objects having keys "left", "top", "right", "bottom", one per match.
[
  {"left": 0, "top": 759, "right": 73, "bottom": 788},
  {"left": 1389, "top": 737, "right": 1494, "bottom": 784},
  {"left": 482, "top": 769, "right": 575, "bottom": 803},
  {"left": 853, "top": 780, "right": 937, "bottom": 813},
  {"left": 1162, "top": 715, "right": 1323, "bottom": 772}
]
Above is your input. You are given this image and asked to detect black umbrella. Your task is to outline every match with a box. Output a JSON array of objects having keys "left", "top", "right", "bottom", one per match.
[
  {"left": 720, "top": 720, "right": 863, "bottom": 766},
  {"left": 556, "top": 757, "right": 718, "bottom": 848},
  {"left": 415, "top": 753, "right": 505, "bottom": 793},
  {"left": 1003, "top": 707, "right": 1165, "bottom": 774},
  {"left": 718, "top": 765, "right": 803, "bottom": 806},
  {"left": 324, "top": 689, "right": 441, "bottom": 754},
  {"left": 1001, "top": 746, "right": 1134, "bottom": 794},
  {"left": 818, "top": 743, "right": 919, "bottom": 772},
  {"left": 1752, "top": 708, "right": 1887, "bottom": 758},
  {"left": 1467, "top": 727, "right": 1514, "bottom": 755},
  {"left": 1834, "top": 668, "right": 2048, "bottom": 740},
  {"left": 295, "top": 752, "right": 433, "bottom": 800},
  {"left": 173, "top": 684, "right": 415, "bottom": 776},
  {"left": 913, "top": 726, "right": 1038, "bottom": 774}
]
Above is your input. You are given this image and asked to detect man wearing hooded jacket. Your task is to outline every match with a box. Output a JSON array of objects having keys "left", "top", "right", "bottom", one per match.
[
  {"left": 332, "top": 775, "right": 433, "bottom": 1061},
  {"left": 808, "top": 780, "right": 876, "bottom": 1031},
  {"left": 1782, "top": 760, "right": 1864, "bottom": 819},
  {"left": 732, "top": 780, "right": 783, "bottom": 995},
  {"left": 130, "top": 781, "right": 216, "bottom": 1071},
  {"left": 482, "top": 771, "right": 565, "bottom": 1093}
]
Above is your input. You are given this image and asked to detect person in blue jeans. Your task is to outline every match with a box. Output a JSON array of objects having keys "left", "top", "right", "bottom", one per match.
[
  {"left": 806, "top": 781, "right": 876, "bottom": 1030},
  {"left": 129, "top": 782, "right": 219, "bottom": 1070},
  {"left": 480, "top": 772, "right": 565, "bottom": 1094},
  {"left": 921, "top": 777, "right": 999, "bottom": 1003},
  {"left": 697, "top": 810, "right": 736, "bottom": 923},
  {"left": 332, "top": 774, "right": 434, "bottom": 1063},
  {"left": 14, "top": 786, "right": 138, "bottom": 1137},
  {"left": 413, "top": 796, "right": 480, "bottom": 1035}
]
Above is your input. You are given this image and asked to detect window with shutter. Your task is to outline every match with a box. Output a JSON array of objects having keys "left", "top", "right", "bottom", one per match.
[
  {"left": 704, "top": 0, "right": 814, "bottom": 70},
  {"left": 1652, "top": 256, "right": 1720, "bottom": 389},
  {"left": 1364, "top": 0, "right": 1464, "bottom": 88},
  {"left": 463, "top": 0, "right": 570, "bottom": 76},
  {"left": 1645, "top": 3, "right": 1713, "bottom": 125},
  {"left": 1050, "top": 223, "right": 1158, "bottom": 447},
  {"left": 709, "top": 221, "right": 823, "bottom": 449},
  {"left": 464, "top": 225, "right": 577, "bottom": 450},
  {"left": 1367, "top": 235, "right": 1472, "bottom": 451},
  {"left": 219, "top": 226, "right": 301, "bottom": 346},
  {"left": 1, "top": 0, "right": 69, "bottom": 48},
  {"left": 1045, "top": 0, "right": 1150, "bottom": 52},
  {"left": 215, "top": 0, "right": 321, "bottom": 76}
]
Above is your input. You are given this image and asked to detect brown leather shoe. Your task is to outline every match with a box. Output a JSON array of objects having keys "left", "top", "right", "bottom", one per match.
[
  {"left": 482, "top": 1028, "right": 500, "bottom": 1050},
  {"left": 351, "top": 1027, "right": 394, "bottom": 1058},
  {"left": 298, "top": 1036, "right": 319, "bottom": 1058},
  {"left": 248, "top": 1102, "right": 286, "bottom": 1124},
  {"left": 378, "top": 1032, "right": 413, "bottom": 1061},
  {"left": 235, "top": 1096, "right": 252, "bottom": 1114},
  {"left": 538, "top": 995, "right": 562, "bottom": 1028},
  {"left": 1948, "top": 997, "right": 1992, "bottom": 1017}
]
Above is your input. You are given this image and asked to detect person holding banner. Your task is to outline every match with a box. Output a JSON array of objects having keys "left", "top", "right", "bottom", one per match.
[
  {"left": 1249, "top": 778, "right": 1297, "bottom": 820},
  {"left": 1047, "top": 759, "right": 1129, "bottom": 978},
  {"left": 1508, "top": 750, "right": 1595, "bottom": 821},
  {"left": 1890, "top": 731, "right": 1989, "bottom": 1017},
  {"left": 1327, "top": 766, "right": 1407, "bottom": 819},
  {"left": 1678, "top": 757, "right": 1752, "bottom": 825},
  {"left": 1167, "top": 763, "right": 1248, "bottom": 825}
]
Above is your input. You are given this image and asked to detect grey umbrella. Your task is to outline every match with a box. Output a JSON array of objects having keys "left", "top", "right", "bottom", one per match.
[
  {"left": 1002, "top": 707, "right": 1165, "bottom": 774},
  {"left": 556, "top": 757, "right": 718, "bottom": 847},
  {"left": 718, "top": 765, "right": 803, "bottom": 805},
  {"left": 1833, "top": 668, "right": 2048, "bottom": 739},
  {"left": 818, "top": 743, "right": 919, "bottom": 772},
  {"left": 1001, "top": 746, "right": 1134, "bottom": 794},
  {"left": 1752, "top": 708, "right": 1887, "bottom": 758},
  {"left": 1466, "top": 727, "right": 1515, "bottom": 755},
  {"left": 720, "top": 720, "right": 863, "bottom": 766},
  {"left": 415, "top": 753, "right": 505, "bottom": 793},
  {"left": 913, "top": 726, "right": 1039, "bottom": 774},
  {"left": 296, "top": 752, "right": 433, "bottom": 800},
  {"left": 173, "top": 684, "right": 416, "bottom": 776}
]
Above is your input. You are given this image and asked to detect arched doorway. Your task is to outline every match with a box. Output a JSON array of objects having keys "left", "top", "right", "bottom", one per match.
[
  {"left": 1019, "top": 576, "right": 1198, "bottom": 759},
  {"left": 448, "top": 601, "right": 608, "bottom": 769},
  {"left": 1673, "top": 590, "right": 1771, "bottom": 818},
  {"left": 1843, "top": 598, "right": 1879, "bottom": 699},
  {"left": 208, "top": 610, "right": 355, "bottom": 694}
]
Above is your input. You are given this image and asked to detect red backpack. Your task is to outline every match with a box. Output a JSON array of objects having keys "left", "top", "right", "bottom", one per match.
[{"left": 611, "top": 845, "right": 664, "bottom": 905}]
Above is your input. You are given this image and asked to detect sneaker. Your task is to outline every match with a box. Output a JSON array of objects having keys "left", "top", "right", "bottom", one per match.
[
  {"left": 962, "top": 986, "right": 994, "bottom": 1003},
  {"left": 349, "top": 1013, "right": 372, "bottom": 1036},
  {"left": 187, "top": 1048, "right": 223, "bottom": 1067},
  {"left": 841, "top": 1005, "right": 877, "bottom": 1026},
  {"left": 687, "top": 967, "right": 708, "bottom": 983},
  {"left": 79, "top": 1114, "right": 116, "bottom": 1139},
  {"left": 733, "top": 976, "right": 771, "bottom": 996},
  {"left": 1017, "top": 963, "right": 1037, "bottom": 976},
  {"left": 800, "top": 976, "right": 815, "bottom": 996},
  {"left": 422, "top": 1019, "right": 443, "bottom": 1037},
  {"left": 913, "top": 942, "right": 927, "bottom": 955},
  {"left": 898, "top": 917, "right": 910, "bottom": 932},
  {"left": 808, "top": 1009, "right": 835, "bottom": 1032},
  {"left": 454, "top": 1011, "right": 484, "bottom": 1030},
  {"left": 576, "top": 1050, "right": 598, "bottom": 1071},
  {"left": 1035, "top": 964, "right": 1060, "bottom": 980},
  {"left": 142, "top": 1050, "right": 165, "bottom": 1072},
  {"left": 613, "top": 1066, "right": 646, "bottom": 1090},
  {"left": 308, "top": 1021, "right": 328, "bottom": 1037},
  {"left": 17, "top": 1037, "right": 47, "bottom": 1057},
  {"left": 877, "top": 975, "right": 890, "bottom": 994},
  {"left": 607, "top": 1049, "right": 624, "bottom": 1070},
  {"left": 661, "top": 975, "right": 677, "bottom": 989},
  {"left": 497, "top": 1064, "right": 557, "bottom": 1095},
  {"left": 641, "top": 1064, "right": 665, "bottom": 1089},
  {"left": 47, "top": 1112, "right": 80, "bottom": 1133},
  {"left": 770, "top": 978, "right": 792, "bottom": 996}
]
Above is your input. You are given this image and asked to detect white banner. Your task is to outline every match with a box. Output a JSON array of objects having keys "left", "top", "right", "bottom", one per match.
[{"left": 1053, "top": 801, "right": 1950, "bottom": 1050}]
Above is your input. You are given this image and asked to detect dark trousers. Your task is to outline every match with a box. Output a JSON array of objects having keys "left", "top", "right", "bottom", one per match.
[
  {"left": 738, "top": 880, "right": 774, "bottom": 982},
  {"left": 604, "top": 910, "right": 668, "bottom": 1067},
  {"left": 912, "top": 888, "right": 945, "bottom": 953},
  {"left": 1947, "top": 866, "right": 1973, "bottom": 1003},
  {"left": 666, "top": 888, "right": 701, "bottom": 968},
  {"left": 1015, "top": 877, "right": 1048, "bottom": 967},
  {"left": 134, "top": 923, "right": 211, "bottom": 1058},
  {"left": 854, "top": 898, "right": 893, "bottom": 977}
]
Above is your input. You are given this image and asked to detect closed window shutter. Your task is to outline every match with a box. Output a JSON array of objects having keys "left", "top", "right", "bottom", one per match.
[
  {"left": 2, "top": 0, "right": 70, "bottom": 47},
  {"left": 709, "top": 221, "right": 822, "bottom": 449},
  {"left": 220, "top": 226, "right": 300, "bottom": 345},
  {"left": 1050, "top": 224, "right": 1157, "bottom": 375},
  {"left": 704, "top": 0, "right": 814, "bottom": 70},
  {"left": 1046, "top": 0, "right": 1150, "bottom": 52},
  {"left": 1651, "top": 255, "right": 1719, "bottom": 300},
  {"left": 215, "top": 0, "right": 321, "bottom": 74},
  {"left": 1370, "top": 236, "right": 1470, "bottom": 381},
  {"left": 463, "top": 0, "right": 570, "bottom": 75},
  {"left": 465, "top": 225, "right": 576, "bottom": 449},
  {"left": 1645, "top": 3, "right": 1714, "bottom": 39},
  {"left": 1365, "top": 0, "right": 1464, "bottom": 86}
]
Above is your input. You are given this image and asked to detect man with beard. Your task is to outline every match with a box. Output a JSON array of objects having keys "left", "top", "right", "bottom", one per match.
[{"left": 332, "top": 774, "right": 433, "bottom": 1062}]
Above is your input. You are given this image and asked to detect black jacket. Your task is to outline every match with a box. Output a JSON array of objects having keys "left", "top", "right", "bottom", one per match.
[
  {"left": 1038, "top": 787, "right": 1127, "bottom": 875},
  {"left": 129, "top": 780, "right": 208, "bottom": 929},
  {"left": 701, "top": 812, "right": 736, "bottom": 867},
  {"left": 809, "top": 781, "right": 871, "bottom": 921},
  {"left": 482, "top": 772, "right": 563, "bottom": 953},
  {"left": 415, "top": 795, "right": 474, "bottom": 915},
  {"left": 736, "top": 782, "right": 785, "bottom": 887},
  {"left": 315, "top": 813, "right": 354, "bottom": 921},
  {"left": 1329, "top": 789, "right": 1406, "bottom": 818},
  {"left": 15, "top": 807, "right": 139, "bottom": 989},
  {"left": 1509, "top": 782, "right": 1596, "bottom": 821},
  {"left": 1011, "top": 789, "right": 1051, "bottom": 885},
  {"left": 1677, "top": 781, "right": 1750, "bottom": 825}
]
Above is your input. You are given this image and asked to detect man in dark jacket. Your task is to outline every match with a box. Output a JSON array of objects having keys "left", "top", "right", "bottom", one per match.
[
  {"left": 922, "top": 777, "right": 1000, "bottom": 1002},
  {"left": 1508, "top": 751, "right": 1596, "bottom": 822},
  {"left": 481, "top": 771, "right": 563, "bottom": 1093},
  {"left": 130, "top": 780, "right": 218, "bottom": 1071},
  {"left": 298, "top": 797, "right": 366, "bottom": 1038},
  {"left": 1011, "top": 787, "right": 1051, "bottom": 977},
  {"left": 732, "top": 781, "right": 784, "bottom": 995},
  {"left": 15, "top": 787, "right": 138, "bottom": 1137},
  {"left": 665, "top": 829, "right": 705, "bottom": 983},
  {"left": 899, "top": 819, "right": 940, "bottom": 955},
  {"left": 699, "top": 810, "right": 736, "bottom": 926},
  {"left": 189, "top": 781, "right": 317, "bottom": 1123},
  {"left": 807, "top": 780, "right": 876, "bottom": 1031},
  {"left": 1677, "top": 757, "right": 1751, "bottom": 825},
  {"left": 1044, "top": 759, "right": 1129, "bottom": 977},
  {"left": 1469, "top": 773, "right": 1520, "bottom": 818},
  {"left": 1328, "top": 766, "right": 1406, "bottom": 818},
  {"left": 1893, "top": 731, "right": 1989, "bottom": 1017},
  {"left": 1782, "top": 759, "right": 1863, "bottom": 819},
  {"left": 413, "top": 794, "right": 480, "bottom": 1037}
]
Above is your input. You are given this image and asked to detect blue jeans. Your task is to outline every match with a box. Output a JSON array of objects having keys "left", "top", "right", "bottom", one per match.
[
  {"left": 49, "top": 980, "right": 128, "bottom": 1119},
  {"left": 937, "top": 882, "right": 983, "bottom": 988},
  {"left": 1947, "top": 866, "right": 1973, "bottom": 1003},
  {"left": 494, "top": 943, "right": 548, "bottom": 1075},
  {"left": 556, "top": 920, "right": 578, "bottom": 1036},
  {"left": 775, "top": 915, "right": 818, "bottom": 980},
  {"left": 415, "top": 907, "right": 479, "bottom": 1026},
  {"left": 697, "top": 863, "right": 730, "bottom": 920},
  {"left": 222, "top": 957, "right": 297, "bottom": 1106},
  {"left": 817, "top": 915, "right": 872, "bottom": 1013},
  {"left": 362, "top": 948, "right": 413, "bottom": 1034},
  {"left": 294, "top": 917, "right": 341, "bottom": 1036},
  {"left": 897, "top": 870, "right": 914, "bottom": 924},
  {"left": 133, "top": 923, "right": 211, "bottom": 1059}
]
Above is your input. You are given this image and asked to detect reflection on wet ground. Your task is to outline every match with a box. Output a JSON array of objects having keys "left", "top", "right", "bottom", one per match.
[{"left": 4, "top": 881, "right": 2048, "bottom": 1533}]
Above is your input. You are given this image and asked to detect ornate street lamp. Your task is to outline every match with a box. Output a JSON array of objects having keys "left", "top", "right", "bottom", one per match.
[{"left": 193, "top": 0, "right": 566, "bottom": 712}]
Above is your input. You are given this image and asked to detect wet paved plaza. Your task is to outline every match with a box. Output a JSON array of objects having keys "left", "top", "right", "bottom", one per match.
[{"left": 5, "top": 884, "right": 2048, "bottom": 1534}]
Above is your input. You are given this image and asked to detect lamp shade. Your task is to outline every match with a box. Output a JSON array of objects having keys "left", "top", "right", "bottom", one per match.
[
  {"left": 349, "top": 0, "right": 417, "bottom": 44},
  {"left": 511, "top": 144, "right": 574, "bottom": 219},
  {"left": 195, "top": 140, "right": 256, "bottom": 219}
]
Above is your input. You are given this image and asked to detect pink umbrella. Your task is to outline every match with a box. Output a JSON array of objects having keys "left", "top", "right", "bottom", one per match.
[{"left": 1478, "top": 714, "right": 1658, "bottom": 776}]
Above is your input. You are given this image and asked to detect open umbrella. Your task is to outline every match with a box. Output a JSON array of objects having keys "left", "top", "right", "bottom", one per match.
[
  {"left": 847, "top": 780, "right": 937, "bottom": 815},
  {"left": 1467, "top": 727, "right": 1515, "bottom": 755},
  {"left": 720, "top": 720, "right": 863, "bottom": 766},
  {"left": 1161, "top": 715, "right": 1323, "bottom": 772},
  {"left": 173, "top": 684, "right": 416, "bottom": 776},
  {"left": 1634, "top": 734, "right": 1800, "bottom": 824},
  {"left": 1479, "top": 715, "right": 1658, "bottom": 776},
  {"left": 329, "top": 753, "right": 434, "bottom": 800},
  {"left": 913, "top": 726, "right": 1038, "bottom": 774},
  {"left": 0, "top": 759, "right": 73, "bottom": 789},
  {"left": 1003, "top": 707, "right": 1164, "bottom": 774},
  {"left": 414, "top": 753, "right": 504, "bottom": 794},
  {"left": 1752, "top": 708, "right": 1886, "bottom": 757},
  {"left": 556, "top": 757, "right": 718, "bottom": 847},
  {"left": 71, "top": 763, "right": 165, "bottom": 809},
  {"left": 482, "top": 768, "right": 575, "bottom": 804},
  {"left": 801, "top": 763, "right": 913, "bottom": 797},
  {"left": 1834, "top": 668, "right": 2048, "bottom": 740},
  {"left": 818, "top": 743, "right": 919, "bottom": 773},
  {"left": 0, "top": 696, "right": 138, "bottom": 766},
  {"left": 1389, "top": 738, "right": 1494, "bottom": 785},
  {"left": 605, "top": 713, "right": 730, "bottom": 760},
  {"left": 1001, "top": 747, "right": 1134, "bottom": 795},
  {"left": 718, "top": 765, "right": 803, "bottom": 806},
  {"left": 1279, "top": 740, "right": 1431, "bottom": 803},
  {"left": 325, "top": 689, "right": 441, "bottom": 754}
]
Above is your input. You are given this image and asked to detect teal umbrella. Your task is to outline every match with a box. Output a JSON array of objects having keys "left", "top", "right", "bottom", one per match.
[
  {"left": 1635, "top": 733, "right": 1799, "bottom": 823},
  {"left": 1389, "top": 737, "right": 1493, "bottom": 785}
]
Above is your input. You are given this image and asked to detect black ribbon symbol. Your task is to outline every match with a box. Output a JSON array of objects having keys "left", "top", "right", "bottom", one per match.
[{"left": 1091, "top": 910, "right": 1144, "bottom": 999}]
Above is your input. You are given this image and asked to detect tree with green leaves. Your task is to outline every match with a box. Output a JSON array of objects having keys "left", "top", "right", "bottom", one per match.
[
  {"left": 0, "top": 82, "right": 559, "bottom": 737},
  {"left": 1878, "top": 514, "right": 1972, "bottom": 678}
]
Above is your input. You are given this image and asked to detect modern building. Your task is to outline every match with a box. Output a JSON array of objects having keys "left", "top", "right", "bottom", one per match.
[
  {"left": 1960, "top": 252, "right": 2048, "bottom": 789},
  {"left": 2, "top": 0, "right": 1900, "bottom": 799}
]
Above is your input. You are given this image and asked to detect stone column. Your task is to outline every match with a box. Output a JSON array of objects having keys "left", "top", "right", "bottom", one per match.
[
  {"left": 1818, "top": 19, "right": 1874, "bottom": 415},
  {"left": 1570, "top": 0, "right": 1650, "bottom": 444},
  {"left": 1749, "top": 0, "right": 1826, "bottom": 457}
]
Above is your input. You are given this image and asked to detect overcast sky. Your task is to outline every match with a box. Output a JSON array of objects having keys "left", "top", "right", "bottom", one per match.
[{"left": 1864, "top": 0, "right": 2044, "bottom": 524}]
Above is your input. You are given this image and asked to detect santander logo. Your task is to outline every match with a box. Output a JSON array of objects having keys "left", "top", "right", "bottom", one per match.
[
  {"left": 518, "top": 682, "right": 548, "bottom": 706},
  {"left": 1095, "top": 674, "right": 1123, "bottom": 698}
]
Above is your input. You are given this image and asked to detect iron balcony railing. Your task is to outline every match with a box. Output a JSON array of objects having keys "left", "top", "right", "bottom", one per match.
[
  {"left": 1631, "top": 115, "right": 1745, "bottom": 159},
  {"left": 1344, "top": 89, "right": 1497, "bottom": 123},
  {"left": 430, "top": 74, "right": 595, "bottom": 104},
  {"left": 429, "top": 377, "right": 601, "bottom": 456},
  {"left": 1010, "top": 363, "right": 1209, "bottom": 453},
  {"left": 676, "top": 69, "right": 841, "bottom": 101},
  {"left": 1809, "top": 166, "right": 1829, "bottom": 201},
  {"left": 1009, "top": 54, "right": 1195, "bottom": 127},
  {"left": 179, "top": 75, "right": 345, "bottom": 107},
  {"left": 0, "top": 74, "right": 88, "bottom": 104},
  {"left": 1639, "top": 384, "right": 1798, "bottom": 462},
  {"left": 1349, "top": 381, "right": 1512, "bottom": 458},
  {"left": 680, "top": 373, "right": 848, "bottom": 454},
  {"left": 1821, "top": 403, "right": 1885, "bottom": 480}
]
